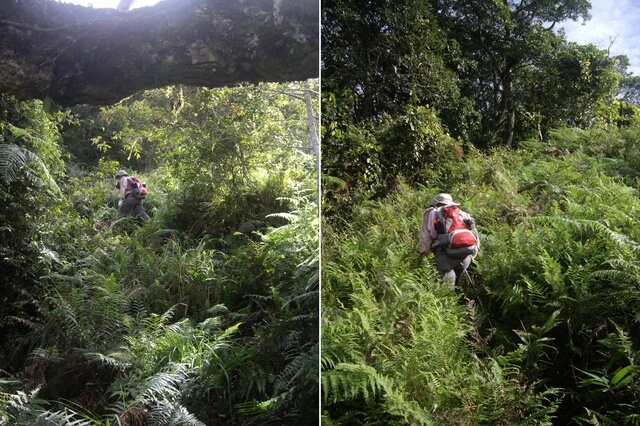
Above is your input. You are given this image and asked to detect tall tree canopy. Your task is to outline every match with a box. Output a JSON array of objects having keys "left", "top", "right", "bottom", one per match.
[
  {"left": 321, "top": 0, "right": 636, "bottom": 200},
  {"left": 428, "top": 0, "right": 594, "bottom": 146},
  {"left": 322, "top": 0, "right": 458, "bottom": 122},
  {"left": 0, "top": 0, "right": 319, "bottom": 106},
  {"left": 321, "top": 0, "right": 465, "bottom": 199}
]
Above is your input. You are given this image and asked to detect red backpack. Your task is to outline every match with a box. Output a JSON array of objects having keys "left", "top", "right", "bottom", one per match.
[
  {"left": 433, "top": 205, "right": 477, "bottom": 258},
  {"left": 128, "top": 176, "right": 148, "bottom": 199}
]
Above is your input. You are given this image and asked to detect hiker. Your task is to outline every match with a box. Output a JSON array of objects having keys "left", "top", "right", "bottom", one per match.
[
  {"left": 114, "top": 169, "right": 150, "bottom": 222},
  {"left": 419, "top": 193, "right": 479, "bottom": 291}
]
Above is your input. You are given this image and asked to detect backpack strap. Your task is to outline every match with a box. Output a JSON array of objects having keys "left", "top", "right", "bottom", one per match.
[{"left": 433, "top": 206, "right": 446, "bottom": 235}]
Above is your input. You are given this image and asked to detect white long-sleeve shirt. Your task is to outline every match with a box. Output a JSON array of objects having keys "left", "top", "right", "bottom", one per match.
[{"left": 118, "top": 176, "right": 131, "bottom": 200}]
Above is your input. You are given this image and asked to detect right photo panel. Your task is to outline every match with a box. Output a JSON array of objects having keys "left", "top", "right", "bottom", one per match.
[{"left": 321, "top": 0, "right": 640, "bottom": 424}]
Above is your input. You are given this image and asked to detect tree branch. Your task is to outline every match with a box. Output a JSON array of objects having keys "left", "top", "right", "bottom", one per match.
[{"left": 0, "top": 0, "right": 319, "bottom": 107}]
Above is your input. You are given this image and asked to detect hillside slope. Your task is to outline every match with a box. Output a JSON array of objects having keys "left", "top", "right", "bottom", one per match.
[{"left": 322, "top": 126, "right": 640, "bottom": 425}]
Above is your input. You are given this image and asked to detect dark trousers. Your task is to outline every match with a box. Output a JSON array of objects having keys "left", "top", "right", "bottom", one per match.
[
  {"left": 434, "top": 247, "right": 473, "bottom": 291},
  {"left": 119, "top": 194, "right": 149, "bottom": 221}
]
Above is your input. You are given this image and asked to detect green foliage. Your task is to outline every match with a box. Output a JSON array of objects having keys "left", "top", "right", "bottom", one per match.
[
  {"left": 81, "top": 81, "right": 319, "bottom": 240},
  {"left": 0, "top": 140, "right": 58, "bottom": 193},
  {"left": 97, "top": 310, "right": 238, "bottom": 425},
  {"left": 232, "top": 190, "right": 319, "bottom": 423},
  {"left": 0, "top": 381, "right": 99, "bottom": 426},
  {"left": 0, "top": 96, "right": 68, "bottom": 179},
  {"left": 0, "top": 98, "right": 74, "bottom": 374},
  {"left": 320, "top": 1, "right": 640, "bottom": 423},
  {"left": 323, "top": 0, "right": 627, "bottom": 154},
  {"left": 521, "top": 42, "right": 621, "bottom": 135},
  {"left": 322, "top": 0, "right": 459, "bottom": 123},
  {"left": 323, "top": 126, "right": 640, "bottom": 423},
  {"left": 322, "top": 181, "right": 562, "bottom": 424},
  {"left": 443, "top": 131, "right": 640, "bottom": 422},
  {"left": 322, "top": 0, "right": 471, "bottom": 200},
  {"left": 1, "top": 81, "right": 318, "bottom": 425},
  {"left": 322, "top": 108, "right": 464, "bottom": 215}
]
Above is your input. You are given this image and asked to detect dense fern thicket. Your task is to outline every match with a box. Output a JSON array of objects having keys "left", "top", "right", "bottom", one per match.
[
  {"left": 322, "top": 126, "right": 640, "bottom": 424},
  {"left": 0, "top": 81, "right": 319, "bottom": 425}
]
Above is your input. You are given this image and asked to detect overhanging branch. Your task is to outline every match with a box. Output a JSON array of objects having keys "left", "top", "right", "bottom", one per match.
[{"left": 0, "top": 0, "right": 319, "bottom": 106}]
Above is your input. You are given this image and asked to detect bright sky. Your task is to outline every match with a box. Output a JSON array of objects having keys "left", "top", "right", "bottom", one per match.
[
  {"left": 58, "top": 0, "right": 160, "bottom": 9},
  {"left": 560, "top": 0, "right": 640, "bottom": 76}
]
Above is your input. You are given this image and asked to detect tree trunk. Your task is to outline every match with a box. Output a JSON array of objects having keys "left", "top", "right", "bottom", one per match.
[
  {"left": 504, "top": 74, "right": 515, "bottom": 148},
  {"left": 0, "top": 0, "right": 318, "bottom": 107},
  {"left": 304, "top": 80, "right": 319, "bottom": 171}
]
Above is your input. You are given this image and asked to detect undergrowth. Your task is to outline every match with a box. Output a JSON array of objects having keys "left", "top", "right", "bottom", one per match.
[{"left": 322, "top": 126, "right": 640, "bottom": 425}]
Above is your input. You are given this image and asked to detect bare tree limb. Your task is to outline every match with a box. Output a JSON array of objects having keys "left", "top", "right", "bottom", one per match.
[{"left": 0, "top": 0, "right": 319, "bottom": 106}]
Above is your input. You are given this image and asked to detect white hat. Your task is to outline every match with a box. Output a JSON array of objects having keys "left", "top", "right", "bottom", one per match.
[
  {"left": 433, "top": 193, "right": 459, "bottom": 206},
  {"left": 115, "top": 170, "right": 128, "bottom": 178}
]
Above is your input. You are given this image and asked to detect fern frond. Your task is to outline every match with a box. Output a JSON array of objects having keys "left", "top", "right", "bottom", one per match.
[
  {"left": 85, "top": 351, "right": 130, "bottom": 369},
  {"left": 0, "top": 141, "right": 60, "bottom": 194},
  {"left": 6, "top": 316, "right": 41, "bottom": 332},
  {"left": 0, "top": 143, "right": 30, "bottom": 185},
  {"left": 237, "top": 219, "right": 266, "bottom": 234},
  {"left": 593, "top": 257, "right": 640, "bottom": 284},
  {"left": 29, "top": 410, "right": 94, "bottom": 425},
  {"left": 0, "top": 386, "right": 93, "bottom": 425},
  {"left": 147, "top": 399, "right": 205, "bottom": 426},
  {"left": 322, "top": 362, "right": 385, "bottom": 403},
  {"left": 273, "top": 342, "right": 318, "bottom": 394},
  {"left": 265, "top": 212, "right": 299, "bottom": 223},
  {"left": 282, "top": 289, "right": 318, "bottom": 310},
  {"left": 323, "top": 362, "right": 436, "bottom": 425},
  {"left": 528, "top": 216, "right": 640, "bottom": 253},
  {"left": 139, "top": 366, "right": 189, "bottom": 402}
]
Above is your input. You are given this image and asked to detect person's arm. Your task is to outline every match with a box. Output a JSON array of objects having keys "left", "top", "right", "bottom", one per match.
[
  {"left": 419, "top": 208, "right": 435, "bottom": 256},
  {"left": 119, "top": 177, "right": 127, "bottom": 200}
]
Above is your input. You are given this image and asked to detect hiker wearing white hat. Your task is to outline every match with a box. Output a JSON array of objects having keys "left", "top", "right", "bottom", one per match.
[{"left": 419, "top": 193, "right": 479, "bottom": 291}]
